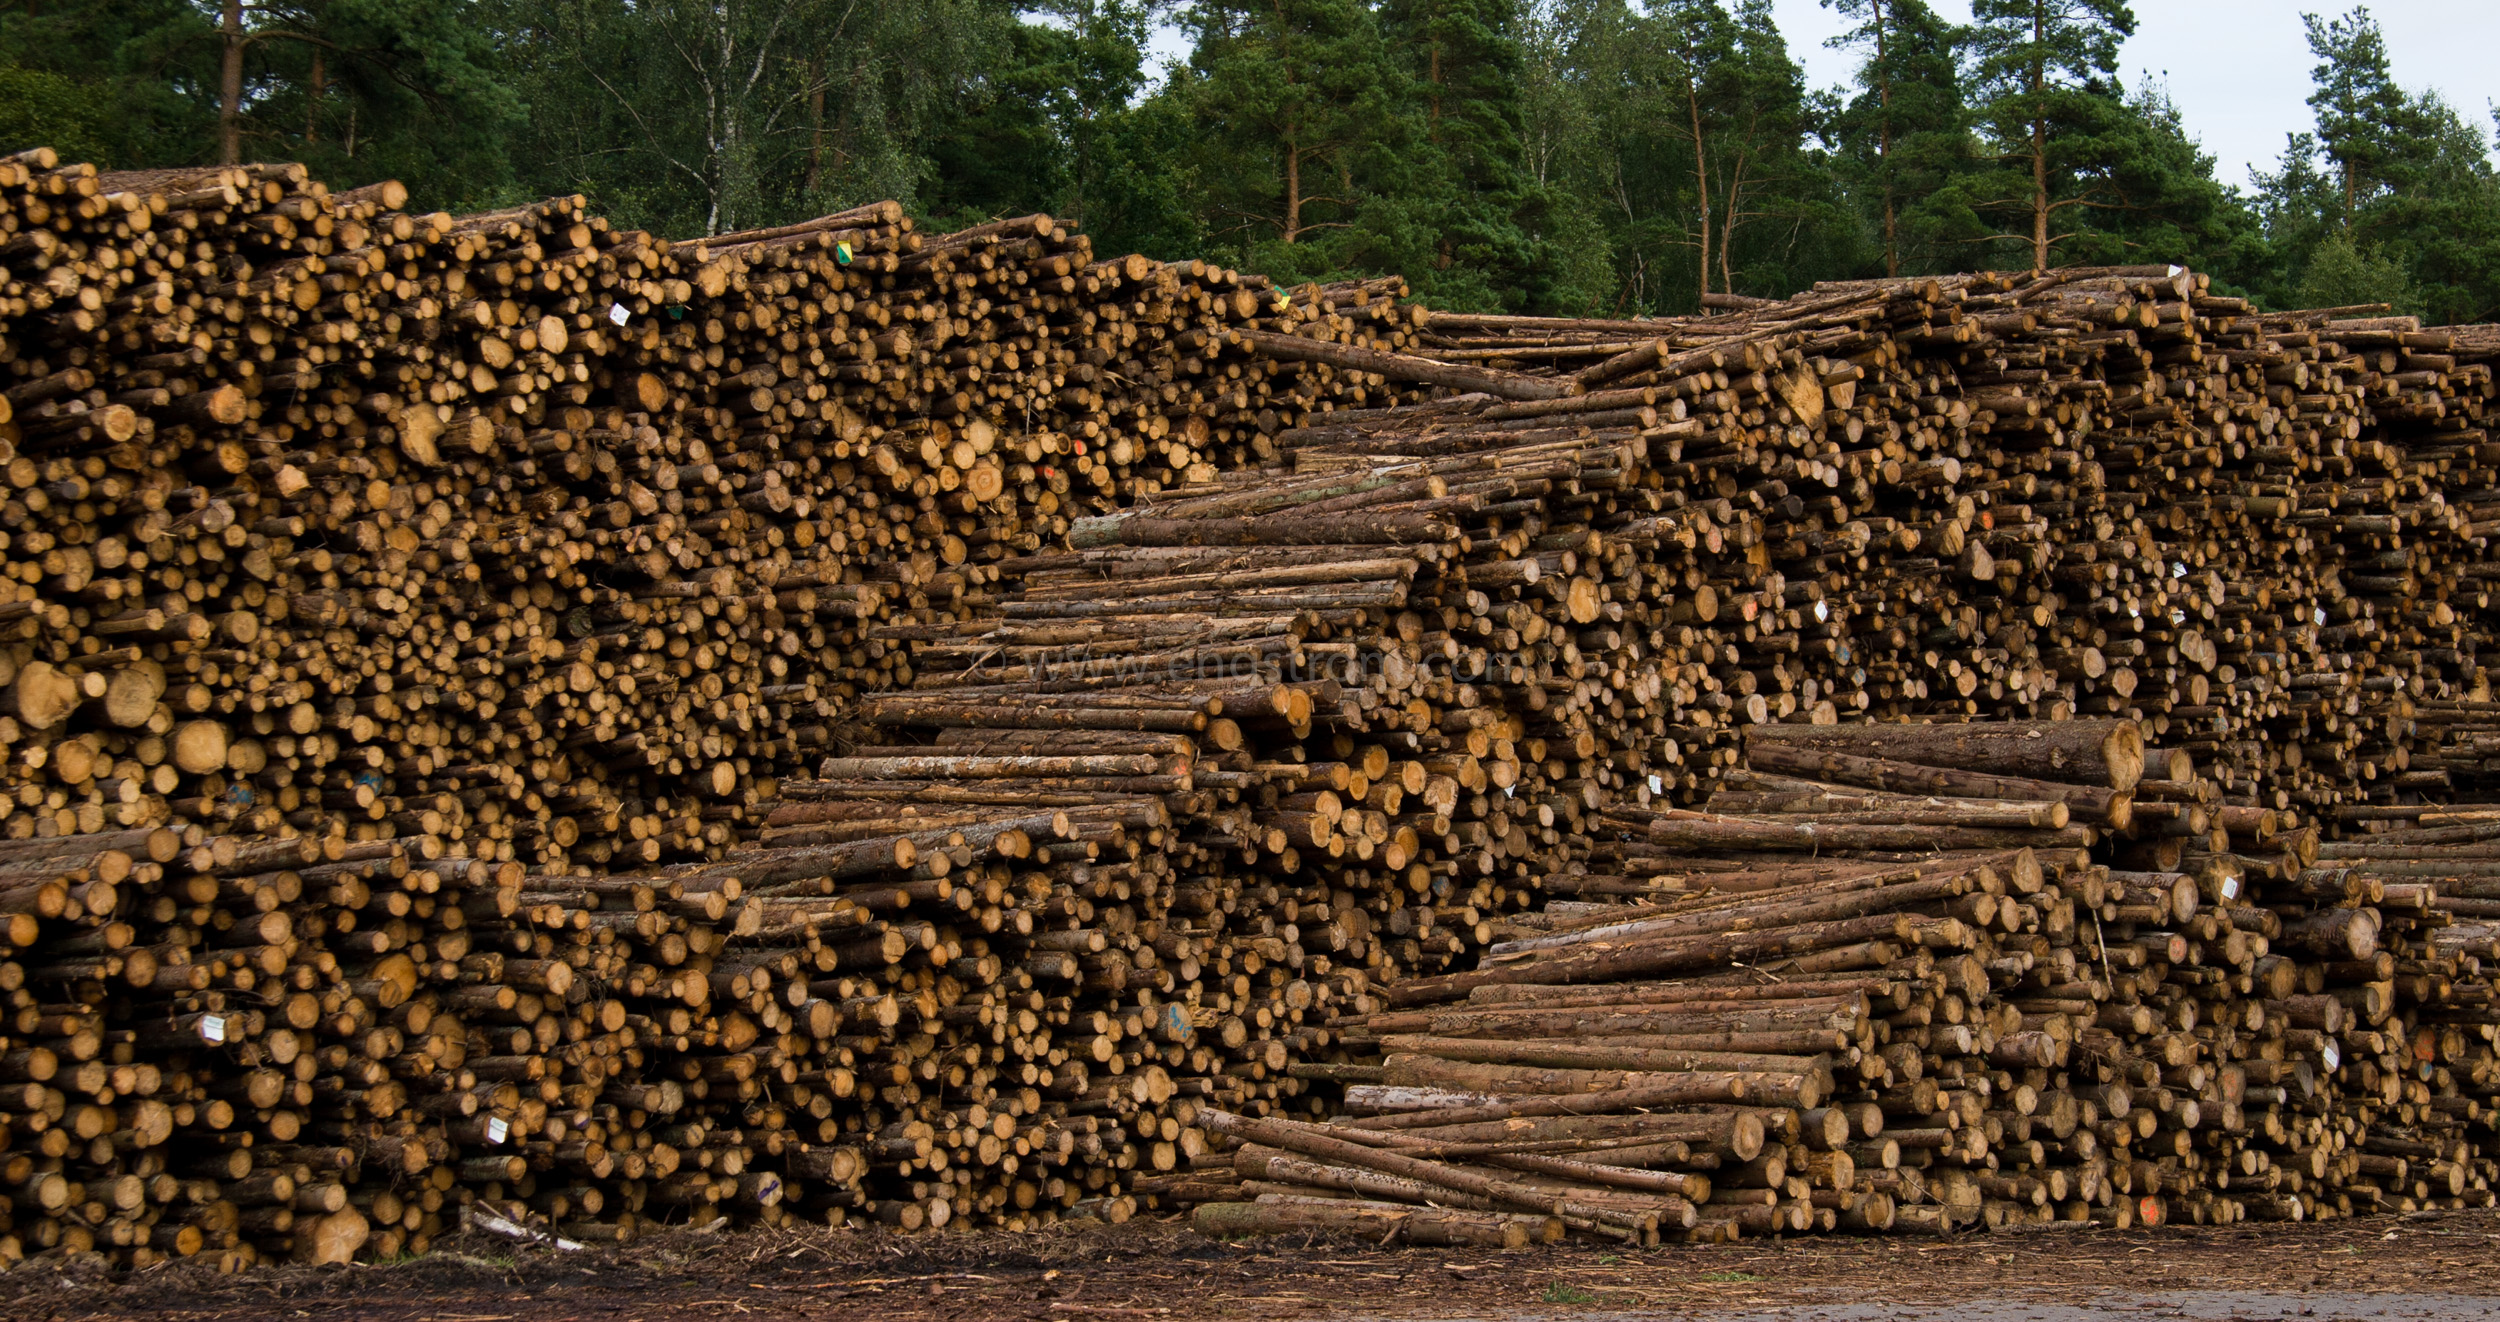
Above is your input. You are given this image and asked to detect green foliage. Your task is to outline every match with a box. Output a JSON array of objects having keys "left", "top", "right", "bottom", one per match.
[
  {"left": 0, "top": 66, "right": 119, "bottom": 167},
  {"left": 1177, "top": 0, "right": 1408, "bottom": 258},
  {"left": 490, "top": 0, "right": 1008, "bottom": 236},
  {"left": 1074, "top": 91, "right": 1206, "bottom": 260},
  {"left": 1505, "top": 0, "right": 1871, "bottom": 314},
  {"left": 1821, "top": 0, "right": 1972, "bottom": 276},
  {"left": 0, "top": 0, "right": 519, "bottom": 209},
  {"left": 0, "top": 0, "right": 215, "bottom": 170},
  {"left": 922, "top": 0, "right": 1170, "bottom": 230},
  {"left": 271, "top": 0, "right": 524, "bottom": 211},
  {"left": 2246, "top": 6, "right": 2500, "bottom": 322},
  {"left": 0, "top": 0, "right": 2481, "bottom": 323},
  {"left": 1961, "top": 0, "right": 2142, "bottom": 270},
  {"left": 2294, "top": 230, "right": 2412, "bottom": 311},
  {"left": 2303, "top": 4, "right": 2414, "bottom": 217}
]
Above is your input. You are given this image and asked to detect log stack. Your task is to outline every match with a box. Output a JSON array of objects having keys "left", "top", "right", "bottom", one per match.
[
  {"left": 0, "top": 153, "right": 1445, "bottom": 885},
  {"left": 6, "top": 144, "right": 2500, "bottom": 1270},
  {"left": 1170, "top": 721, "right": 2500, "bottom": 1241},
  {"left": 1285, "top": 267, "right": 2500, "bottom": 812},
  {"left": 0, "top": 783, "right": 1347, "bottom": 1265},
  {"left": 0, "top": 154, "right": 1456, "bottom": 1268}
]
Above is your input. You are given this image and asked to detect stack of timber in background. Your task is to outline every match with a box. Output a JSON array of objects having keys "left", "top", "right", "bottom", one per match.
[
  {"left": 1356, "top": 265, "right": 2500, "bottom": 812},
  {"left": 0, "top": 153, "right": 1469, "bottom": 1269},
  {"left": 6, "top": 146, "right": 2500, "bottom": 1271},
  {"left": 1167, "top": 721, "right": 2500, "bottom": 1243},
  {"left": 0, "top": 154, "right": 1441, "bottom": 882}
]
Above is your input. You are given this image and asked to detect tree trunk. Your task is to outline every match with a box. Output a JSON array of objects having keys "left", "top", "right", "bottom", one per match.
[
  {"left": 803, "top": 52, "right": 826, "bottom": 195},
  {"left": 306, "top": 47, "right": 323, "bottom": 145},
  {"left": 1427, "top": 43, "right": 1442, "bottom": 128},
  {"left": 1718, "top": 152, "right": 1743, "bottom": 296},
  {"left": 2030, "top": 112, "right": 2048, "bottom": 272},
  {"left": 1284, "top": 142, "right": 1302, "bottom": 244},
  {"left": 1876, "top": 0, "right": 1897, "bottom": 277},
  {"left": 2029, "top": 3, "right": 2049, "bottom": 271},
  {"left": 1743, "top": 719, "right": 2146, "bottom": 789},
  {"left": 219, "top": 0, "right": 244, "bottom": 166},
  {"left": 1687, "top": 71, "right": 1710, "bottom": 300},
  {"left": 1225, "top": 328, "right": 1576, "bottom": 402}
]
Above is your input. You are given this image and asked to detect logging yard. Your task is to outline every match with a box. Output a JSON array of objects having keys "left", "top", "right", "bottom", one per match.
[{"left": 7, "top": 148, "right": 2500, "bottom": 1316}]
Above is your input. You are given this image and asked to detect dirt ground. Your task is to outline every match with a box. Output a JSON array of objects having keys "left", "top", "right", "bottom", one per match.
[{"left": 10, "top": 1208, "right": 2500, "bottom": 1322}]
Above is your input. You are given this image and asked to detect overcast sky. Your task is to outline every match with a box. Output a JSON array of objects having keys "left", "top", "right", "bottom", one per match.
[
  {"left": 1777, "top": 0, "right": 2497, "bottom": 190},
  {"left": 1144, "top": 1, "right": 2500, "bottom": 193}
]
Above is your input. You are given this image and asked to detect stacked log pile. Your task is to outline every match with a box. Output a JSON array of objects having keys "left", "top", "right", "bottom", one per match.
[
  {"left": 0, "top": 154, "right": 1440, "bottom": 884},
  {"left": 837, "top": 265, "right": 2500, "bottom": 1238},
  {"left": 1170, "top": 721, "right": 2500, "bottom": 1242},
  {"left": 1367, "top": 268, "right": 2500, "bottom": 812},
  {"left": 8, "top": 141, "right": 2500, "bottom": 1270},
  {"left": 0, "top": 154, "right": 1478, "bottom": 1269},
  {"left": 0, "top": 781, "right": 1350, "bottom": 1266},
  {"left": 855, "top": 424, "right": 1656, "bottom": 984}
]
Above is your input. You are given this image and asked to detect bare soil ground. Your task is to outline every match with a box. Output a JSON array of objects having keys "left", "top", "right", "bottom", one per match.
[{"left": 10, "top": 1209, "right": 2500, "bottom": 1322}]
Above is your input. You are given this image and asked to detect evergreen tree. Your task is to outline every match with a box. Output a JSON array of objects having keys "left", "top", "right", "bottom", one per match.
[
  {"left": 0, "top": 0, "right": 517, "bottom": 207},
  {"left": 1177, "top": 0, "right": 1406, "bottom": 266},
  {"left": 1369, "top": 0, "right": 1541, "bottom": 309},
  {"left": 2372, "top": 95, "right": 2500, "bottom": 324},
  {"left": 1822, "top": 0, "right": 1967, "bottom": 276},
  {"left": 2049, "top": 81, "right": 2264, "bottom": 281},
  {"left": 0, "top": 0, "right": 208, "bottom": 170},
  {"left": 1964, "top": 0, "right": 2136, "bottom": 270},
  {"left": 2302, "top": 5, "right": 2415, "bottom": 221},
  {"left": 1700, "top": 0, "right": 1859, "bottom": 299},
  {"left": 2250, "top": 129, "right": 2337, "bottom": 303},
  {"left": 0, "top": 0, "right": 2478, "bottom": 317},
  {"left": 2294, "top": 229, "right": 2413, "bottom": 311},
  {"left": 2252, "top": 7, "right": 2500, "bottom": 322},
  {"left": 493, "top": 0, "right": 1003, "bottom": 236},
  {"left": 919, "top": 0, "right": 1186, "bottom": 244},
  {"left": 1076, "top": 90, "right": 1206, "bottom": 261}
]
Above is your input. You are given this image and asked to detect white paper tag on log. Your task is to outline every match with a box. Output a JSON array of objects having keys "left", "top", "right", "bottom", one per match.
[
  {"left": 199, "top": 1015, "right": 226, "bottom": 1044},
  {"left": 487, "top": 1116, "right": 510, "bottom": 1144},
  {"left": 609, "top": 304, "right": 631, "bottom": 327}
]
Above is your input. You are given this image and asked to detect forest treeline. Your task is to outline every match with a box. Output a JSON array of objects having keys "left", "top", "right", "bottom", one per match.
[{"left": 3, "top": 0, "right": 2495, "bottom": 321}]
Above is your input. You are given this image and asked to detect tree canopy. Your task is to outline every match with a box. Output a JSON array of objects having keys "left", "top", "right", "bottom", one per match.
[{"left": 1, "top": 0, "right": 2492, "bottom": 320}]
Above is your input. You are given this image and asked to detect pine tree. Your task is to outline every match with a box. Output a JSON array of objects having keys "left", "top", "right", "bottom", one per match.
[
  {"left": 1178, "top": 0, "right": 1407, "bottom": 260},
  {"left": 2254, "top": 6, "right": 2500, "bottom": 322},
  {"left": 1372, "top": 0, "right": 1595, "bottom": 311},
  {"left": 0, "top": 0, "right": 518, "bottom": 206},
  {"left": 1708, "top": 1, "right": 1861, "bottom": 297},
  {"left": 1965, "top": 0, "right": 2135, "bottom": 271},
  {"left": 0, "top": 0, "right": 211, "bottom": 170},
  {"left": 2302, "top": 5, "right": 2414, "bottom": 222},
  {"left": 1822, "top": 0, "right": 1965, "bottom": 276},
  {"left": 495, "top": 0, "right": 1003, "bottom": 236},
  {"left": 2050, "top": 81, "right": 2263, "bottom": 282}
]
